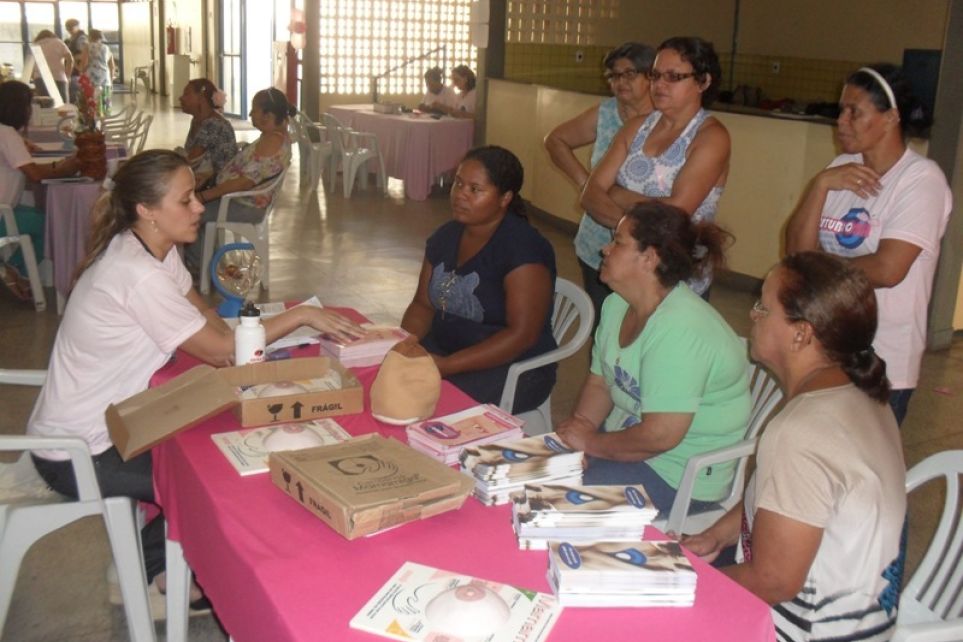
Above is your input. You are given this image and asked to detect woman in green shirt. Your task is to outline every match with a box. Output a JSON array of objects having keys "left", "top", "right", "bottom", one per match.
[{"left": 556, "top": 202, "right": 750, "bottom": 512}]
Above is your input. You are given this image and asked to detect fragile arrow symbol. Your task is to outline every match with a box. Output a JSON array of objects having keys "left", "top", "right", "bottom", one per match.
[
  {"left": 296, "top": 481, "right": 304, "bottom": 503},
  {"left": 292, "top": 401, "right": 303, "bottom": 419}
]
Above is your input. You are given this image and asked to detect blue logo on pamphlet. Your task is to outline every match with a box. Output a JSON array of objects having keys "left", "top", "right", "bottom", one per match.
[
  {"left": 565, "top": 490, "right": 596, "bottom": 505},
  {"left": 611, "top": 548, "right": 647, "bottom": 566},
  {"left": 624, "top": 487, "right": 646, "bottom": 508},
  {"left": 502, "top": 449, "right": 531, "bottom": 462},
  {"left": 543, "top": 436, "right": 571, "bottom": 453},
  {"left": 424, "top": 421, "right": 459, "bottom": 439},
  {"left": 558, "top": 543, "right": 581, "bottom": 569}
]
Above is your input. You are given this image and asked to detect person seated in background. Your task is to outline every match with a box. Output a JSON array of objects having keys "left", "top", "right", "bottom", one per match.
[
  {"left": 28, "top": 150, "right": 361, "bottom": 609},
  {"left": 555, "top": 202, "right": 749, "bottom": 513},
  {"left": 436, "top": 65, "right": 476, "bottom": 119},
  {"left": 683, "top": 252, "right": 906, "bottom": 641},
  {"left": 184, "top": 87, "right": 294, "bottom": 273},
  {"left": 0, "top": 80, "right": 79, "bottom": 300},
  {"left": 582, "top": 36, "right": 730, "bottom": 300},
  {"left": 31, "top": 30, "right": 73, "bottom": 103},
  {"left": 401, "top": 145, "right": 557, "bottom": 413},
  {"left": 417, "top": 67, "right": 455, "bottom": 113},
  {"left": 177, "top": 78, "right": 236, "bottom": 189},
  {"left": 544, "top": 41, "right": 657, "bottom": 320}
]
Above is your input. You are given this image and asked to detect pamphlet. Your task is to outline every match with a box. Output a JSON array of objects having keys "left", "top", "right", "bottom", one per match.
[
  {"left": 350, "top": 561, "right": 562, "bottom": 642},
  {"left": 211, "top": 418, "right": 350, "bottom": 476}
]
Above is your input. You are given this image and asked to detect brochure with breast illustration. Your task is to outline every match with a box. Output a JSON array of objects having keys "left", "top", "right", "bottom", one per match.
[
  {"left": 211, "top": 418, "right": 351, "bottom": 476},
  {"left": 350, "top": 561, "right": 561, "bottom": 642}
]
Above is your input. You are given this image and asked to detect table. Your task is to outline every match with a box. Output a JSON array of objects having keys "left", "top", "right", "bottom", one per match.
[
  {"left": 327, "top": 104, "right": 474, "bottom": 201},
  {"left": 152, "top": 344, "right": 775, "bottom": 642}
]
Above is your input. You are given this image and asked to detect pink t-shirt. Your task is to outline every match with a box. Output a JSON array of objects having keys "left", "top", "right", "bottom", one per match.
[
  {"left": 28, "top": 231, "right": 207, "bottom": 459},
  {"left": 35, "top": 37, "right": 72, "bottom": 82},
  {"left": 818, "top": 149, "right": 952, "bottom": 389},
  {"left": 0, "top": 123, "right": 31, "bottom": 206}
]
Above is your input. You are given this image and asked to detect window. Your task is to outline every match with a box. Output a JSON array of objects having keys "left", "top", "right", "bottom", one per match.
[
  {"left": 506, "top": 0, "right": 620, "bottom": 45},
  {"left": 319, "top": 0, "right": 477, "bottom": 96}
]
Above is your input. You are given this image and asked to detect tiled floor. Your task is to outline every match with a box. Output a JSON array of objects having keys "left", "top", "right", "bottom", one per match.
[{"left": 1, "top": 94, "right": 961, "bottom": 641}]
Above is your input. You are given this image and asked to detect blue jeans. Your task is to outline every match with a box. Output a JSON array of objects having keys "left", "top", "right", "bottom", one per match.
[
  {"left": 889, "top": 388, "right": 914, "bottom": 427},
  {"left": 582, "top": 456, "right": 721, "bottom": 517}
]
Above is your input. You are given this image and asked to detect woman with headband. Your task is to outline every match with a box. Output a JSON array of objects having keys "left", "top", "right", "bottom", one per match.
[
  {"left": 785, "top": 64, "right": 952, "bottom": 425},
  {"left": 177, "top": 78, "right": 236, "bottom": 189}
]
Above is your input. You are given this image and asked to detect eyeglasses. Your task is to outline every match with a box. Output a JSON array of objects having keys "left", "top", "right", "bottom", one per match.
[
  {"left": 644, "top": 70, "right": 698, "bottom": 83},
  {"left": 751, "top": 300, "right": 770, "bottom": 317},
  {"left": 604, "top": 69, "right": 642, "bottom": 83}
]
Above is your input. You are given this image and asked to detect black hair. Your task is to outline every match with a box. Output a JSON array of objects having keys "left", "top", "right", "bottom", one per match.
[
  {"left": 778, "top": 252, "right": 890, "bottom": 402},
  {"left": 253, "top": 87, "right": 296, "bottom": 124},
  {"left": 424, "top": 67, "right": 444, "bottom": 83},
  {"left": 461, "top": 145, "right": 525, "bottom": 217},
  {"left": 845, "top": 64, "right": 931, "bottom": 137},
  {"left": 186, "top": 78, "right": 218, "bottom": 109},
  {"left": 604, "top": 42, "right": 656, "bottom": 73},
  {"left": 657, "top": 36, "right": 722, "bottom": 107},
  {"left": 451, "top": 65, "right": 476, "bottom": 92},
  {"left": 0, "top": 81, "right": 33, "bottom": 130},
  {"left": 623, "top": 202, "right": 732, "bottom": 288}
]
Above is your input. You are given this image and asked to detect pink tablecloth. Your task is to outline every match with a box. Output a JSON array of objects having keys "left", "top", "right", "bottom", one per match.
[
  {"left": 42, "top": 181, "right": 103, "bottom": 299},
  {"left": 327, "top": 105, "right": 474, "bottom": 201},
  {"left": 152, "top": 346, "right": 775, "bottom": 642}
]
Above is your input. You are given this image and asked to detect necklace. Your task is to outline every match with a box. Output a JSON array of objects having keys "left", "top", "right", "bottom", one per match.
[{"left": 436, "top": 271, "right": 458, "bottom": 319}]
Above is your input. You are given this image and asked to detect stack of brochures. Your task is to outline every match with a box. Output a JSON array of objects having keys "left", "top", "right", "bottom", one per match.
[
  {"left": 406, "top": 404, "right": 525, "bottom": 465},
  {"left": 459, "top": 433, "right": 584, "bottom": 505},
  {"left": 548, "top": 540, "right": 697, "bottom": 607},
  {"left": 350, "top": 561, "right": 562, "bottom": 642},
  {"left": 511, "top": 484, "right": 658, "bottom": 550},
  {"left": 318, "top": 324, "right": 409, "bottom": 368}
]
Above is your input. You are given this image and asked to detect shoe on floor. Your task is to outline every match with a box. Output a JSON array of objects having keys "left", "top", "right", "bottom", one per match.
[{"left": 106, "top": 562, "right": 211, "bottom": 619}]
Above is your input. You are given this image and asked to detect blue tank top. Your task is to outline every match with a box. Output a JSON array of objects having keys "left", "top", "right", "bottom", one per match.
[{"left": 574, "top": 97, "right": 623, "bottom": 270}]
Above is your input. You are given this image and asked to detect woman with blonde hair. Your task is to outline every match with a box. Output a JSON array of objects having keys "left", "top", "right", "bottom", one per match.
[{"left": 28, "top": 149, "right": 360, "bottom": 601}]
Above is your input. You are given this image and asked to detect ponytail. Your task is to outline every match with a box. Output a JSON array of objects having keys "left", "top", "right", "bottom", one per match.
[{"left": 71, "top": 150, "right": 190, "bottom": 287}]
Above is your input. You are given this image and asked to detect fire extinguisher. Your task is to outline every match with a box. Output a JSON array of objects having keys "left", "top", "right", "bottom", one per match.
[{"left": 166, "top": 24, "right": 177, "bottom": 55}]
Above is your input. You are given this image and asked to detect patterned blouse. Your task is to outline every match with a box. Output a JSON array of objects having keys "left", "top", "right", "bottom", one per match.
[
  {"left": 216, "top": 133, "right": 291, "bottom": 208},
  {"left": 184, "top": 115, "right": 237, "bottom": 183}
]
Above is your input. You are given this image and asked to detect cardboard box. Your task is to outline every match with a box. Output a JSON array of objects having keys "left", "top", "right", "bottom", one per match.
[
  {"left": 269, "top": 434, "right": 474, "bottom": 539},
  {"left": 106, "top": 357, "right": 363, "bottom": 460}
]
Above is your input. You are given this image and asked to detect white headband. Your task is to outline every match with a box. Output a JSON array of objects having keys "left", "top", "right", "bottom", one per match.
[{"left": 857, "top": 67, "right": 897, "bottom": 111}]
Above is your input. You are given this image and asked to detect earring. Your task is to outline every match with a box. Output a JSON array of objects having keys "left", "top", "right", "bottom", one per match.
[{"left": 150, "top": 219, "right": 159, "bottom": 233}]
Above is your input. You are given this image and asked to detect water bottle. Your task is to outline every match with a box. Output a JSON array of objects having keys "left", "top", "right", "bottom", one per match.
[{"left": 234, "top": 301, "right": 266, "bottom": 365}]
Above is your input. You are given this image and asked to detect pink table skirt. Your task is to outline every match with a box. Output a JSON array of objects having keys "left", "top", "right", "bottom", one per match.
[
  {"left": 152, "top": 345, "right": 775, "bottom": 642},
  {"left": 327, "top": 105, "right": 474, "bottom": 201},
  {"left": 42, "top": 181, "right": 103, "bottom": 299}
]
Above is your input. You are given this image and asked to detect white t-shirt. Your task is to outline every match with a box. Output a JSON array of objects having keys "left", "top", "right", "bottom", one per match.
[
  {"left": 28, "top": 231, "right": 207, "bottom": 460},
  {"left": 453, "top": 88, "right": 477, "bottom": 115},
  {"left": 742, "top": 384, "right": 906, "bottom": 642},
  {"left": 35, "top": 37, "right": 72, "bottom": 82},
  {"left": 0, "top": 123, "right": 30, "bottom": 206},
  {"left": 420, "top": 85, "right": 456, "bottom": 110},
  {"left": 818, "top": 149, "right": 952, "bottom": 389}
]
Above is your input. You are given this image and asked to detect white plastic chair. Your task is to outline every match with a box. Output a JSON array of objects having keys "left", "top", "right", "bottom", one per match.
[
  {"left": 291, "top": 113, "right": 332, "bottom": 192},
  {"left": 199, "top": 167, "right": 288, "bottom": 295},
  {"left": 0, "top": 204, "right": 46, "bottom": 311},
  {"left": 656, "top": 358, "right": 783, "bottom": 536},
  {"left": 892, "top": 451, "right": 963, "bottom": 642},
  {"left": 0, "top": 369, "right": 155, "bottom": 641},
  {"left": 339, "top": 127, "right": 387, "bottom": 197},
  {"left": 321, "top": 112, "right": 347, "bottom": 192},
  {"left": 498, "top": 278, "right": 594, "bottom": 436}
]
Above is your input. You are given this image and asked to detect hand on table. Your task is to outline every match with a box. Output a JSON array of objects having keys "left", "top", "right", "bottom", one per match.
[
  {"left": 25, "top": 139, "right": 43, "bottom": 154},
  {"left": 816, "top": 162, "right": 881, "bottom": 199},
  {"left": 303, "top": 308, "right": 364, "bottom": 343},
  {"left": 555, "top": 414, "right": 597, "bottom": 452},
  {"left": 679, "top": 530, "right": 725, "bottom": 564}
]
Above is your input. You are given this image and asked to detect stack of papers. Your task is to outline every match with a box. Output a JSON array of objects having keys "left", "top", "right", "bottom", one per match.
[
  {"left": 548, "top": 540, "right": 697, "bottom": 607},
  {"left": 350, "top": 561, "right": 562, "bottom": 642},
  {"left": 406, "top": 404, "right": 525, "bottom": 465},
  {"left": 223, "top": 297, "right": 326, "bottom": 349},
  {"left": 318, "top": 324, "right": 409, "bottom": 368},
  {"left": 459, "top": 433, "right": 584, "bottom": 505},
  {"left": 512, "top": 484, "right": 658, "bottom": 550}
]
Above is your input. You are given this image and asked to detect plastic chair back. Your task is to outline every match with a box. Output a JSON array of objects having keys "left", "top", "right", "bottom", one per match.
[{"left": 0, "top": 205, "right": 46, "bottom": 311}]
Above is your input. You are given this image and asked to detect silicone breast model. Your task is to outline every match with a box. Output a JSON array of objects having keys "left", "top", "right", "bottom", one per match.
[{"left": 423, "top": 583, "right": 511, "bottom": 638}]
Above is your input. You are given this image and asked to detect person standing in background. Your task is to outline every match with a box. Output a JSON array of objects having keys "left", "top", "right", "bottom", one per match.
[
  {"left": 31, "top": 30, "right": 73, "bottom": 103},
  {"left": 79, "top": 29, "right": 115, "bottom": 116},
  {"left": 64, "top": 19, "right": 87, "bottom": 102}
]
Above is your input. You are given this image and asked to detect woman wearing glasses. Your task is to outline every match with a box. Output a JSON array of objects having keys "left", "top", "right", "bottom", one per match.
[
  {"left": 683, "top": 252, "right": 905, "bottom": 641},
  {"left": 544, "top": 42, "right": 656, "bottom": 318},
  {"left": 785, "top": 64, "right": 951, "bottom": 425},
  {"left": 582, "top": 36, "right": 729, "bottom": 299}
]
